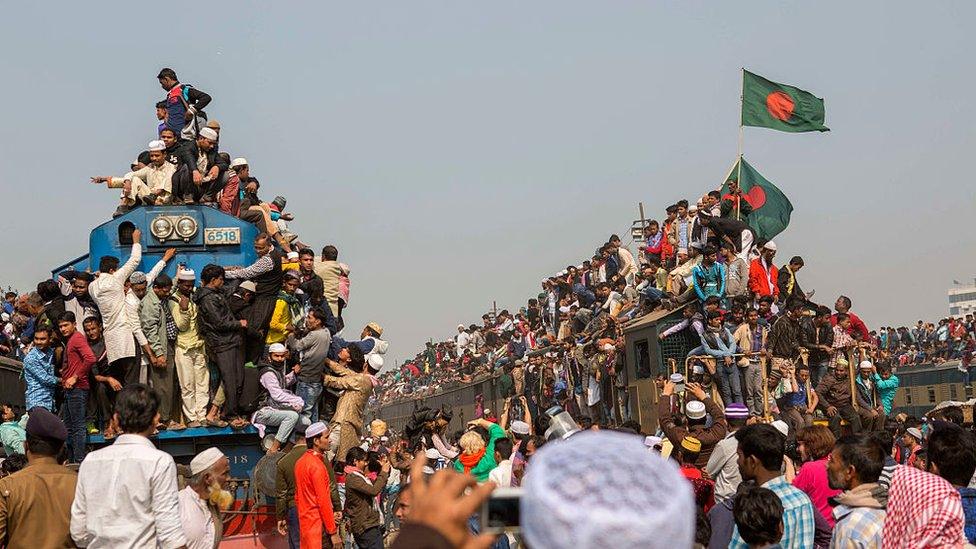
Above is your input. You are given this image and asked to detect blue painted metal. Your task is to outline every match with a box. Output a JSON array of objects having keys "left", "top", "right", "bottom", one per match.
[
  {"left": 90, "top": 426, "right": 265, "bottom": 480},
  {"left": 52, "top": 205, "right": 260, "bottom": 279}
]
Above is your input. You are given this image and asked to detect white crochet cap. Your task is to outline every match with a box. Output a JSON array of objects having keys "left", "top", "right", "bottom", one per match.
[{"left": 521, "top": 431, "right": 694, "bottom": 549}]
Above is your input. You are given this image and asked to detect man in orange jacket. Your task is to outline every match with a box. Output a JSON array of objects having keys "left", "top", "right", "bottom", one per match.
[
  {"left": 294, "top": 422, "right": 342, "bottom": 548},
  {"left": 748, "top": 241, "right": 779, "bottom": 300}
]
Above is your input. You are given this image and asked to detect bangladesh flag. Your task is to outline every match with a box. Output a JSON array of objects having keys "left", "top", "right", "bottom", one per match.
[
  {"left": 741, "top": 70, "right": 829, "bottom": 133},
  {"left": 720, "top": 156, "right": 794, "bottom": 242}
]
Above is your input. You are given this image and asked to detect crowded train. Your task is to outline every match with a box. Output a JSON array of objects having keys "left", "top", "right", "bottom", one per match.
[{"left": 1, "top": 68, "right": 975, "bottom": 549}]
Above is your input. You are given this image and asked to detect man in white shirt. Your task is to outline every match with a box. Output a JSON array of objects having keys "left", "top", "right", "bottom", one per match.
[
  {"left": 91, "top": 140, "right": 177, "bottom": 213},
  {"left": 489, "top": 438, "right": 515, "bottom": 488},
  {"left": 179, "top": 447, "right": 232, "bottom": 549},
  {"left": 88, "top": 230, "right": 143, "bottom": 390},
  {"left": 70, "top": 384, "right": 187, "bottom": 549},
  {"left": 455, "top": 324, "right": 471, "bottom": 356}
]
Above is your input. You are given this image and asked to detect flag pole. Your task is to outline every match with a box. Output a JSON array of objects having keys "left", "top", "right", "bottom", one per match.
[{"left": 736, "top": 68, "right": 745, "bottom": 220}]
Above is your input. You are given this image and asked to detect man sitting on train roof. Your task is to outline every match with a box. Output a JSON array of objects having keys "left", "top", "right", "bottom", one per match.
[
  {"left": 235, "top": 166, "right": 296, "bottom": 253},
  {"left": 170, "top": 126, "right": 228, "bottom": 206},
  {"left": 90, "top": 140, "right": 175, "bottom": 217}
]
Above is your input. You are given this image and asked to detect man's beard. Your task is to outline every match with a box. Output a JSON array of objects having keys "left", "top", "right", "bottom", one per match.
[{"left": 208, "top": 482, "right": 234, "bottom": 511}]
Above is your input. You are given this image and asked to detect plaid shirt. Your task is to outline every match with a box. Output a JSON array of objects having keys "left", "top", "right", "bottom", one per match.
[
  {"left": 730, "top": 476, "right": 815, "bottom": 549},
  {"left": 882, "top": 465, "right": 967, "bottom": 549},
  {"left": 830, "top": 506, "right": 884, "bottom": 549}
]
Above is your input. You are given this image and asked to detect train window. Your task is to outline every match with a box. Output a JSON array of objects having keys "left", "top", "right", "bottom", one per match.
[
  {"left": 950, "top": 384, "right": 958, "bottom": 400},
  {"left": 118, "top": 221, "right": 135, "bottom": 245},
  {"left": 927, "top": 387, "right": 936, "bottom": 404},
  {"left": 905, "top": 389, "right": 912, "bottom": 405},
  {"left": 967, "top": 385, "right": 974, "bottom": 400},
  {"left": 635, "top": 340, "right": 652, "bottom": 380}
]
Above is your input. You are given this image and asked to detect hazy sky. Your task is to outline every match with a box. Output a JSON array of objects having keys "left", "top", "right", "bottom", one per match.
[{"left": 1, "top": 2, "right": 974, "bottom": 367}]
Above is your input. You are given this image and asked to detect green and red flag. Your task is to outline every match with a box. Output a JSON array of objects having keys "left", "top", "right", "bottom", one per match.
[
  {"left": 720, "top": 156, "right": 793, "bottom": 242},
  {"left": 741, "top": 70, "right": 829, "bottom": 133}
]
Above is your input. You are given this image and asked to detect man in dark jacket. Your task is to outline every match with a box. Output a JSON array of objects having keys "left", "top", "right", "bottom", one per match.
[
  {"left": 171, "top": 127, "right": 228, "bottom": 204},
  {"left": 157, "top": 68, "right": 212, "bottom": 138},
  {"left": 194, "top": 264, "right": 247, "bottom": 424},
  {"left": 801, "top": 306, "right": 834, "bottom": 387},
  {"left": 816, "top": 358, "right": 862, "bottom": 438},
  {"left": 658, "top": 380, "right": 728, "bottom": 467},
  {"left": 697, "top": 213, "right": 755, "bottom": 262},
  {"left": 344, "top": 447, "right": 390, "bottom": 549}
]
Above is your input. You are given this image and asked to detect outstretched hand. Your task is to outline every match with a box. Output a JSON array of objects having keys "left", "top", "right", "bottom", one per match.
[{"left": 404, "top": 452, "right": 497, "bottom": 549}]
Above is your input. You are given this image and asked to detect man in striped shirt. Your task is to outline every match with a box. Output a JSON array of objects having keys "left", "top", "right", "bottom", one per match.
[{"left": 729, "top": 424, "right": 815, "bottom": 549}]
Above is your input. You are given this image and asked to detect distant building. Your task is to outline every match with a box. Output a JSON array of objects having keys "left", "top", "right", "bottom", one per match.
[{"left": 949, "top": 282, "right": 976, "bottom": 317}]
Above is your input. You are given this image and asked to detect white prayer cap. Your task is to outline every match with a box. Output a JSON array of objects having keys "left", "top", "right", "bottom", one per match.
[
  {"left": 148, "top": 140, "right": 166, "bottom": 152},
  {"left": 198, "top": 127, "right": 218, "bottom": 141},
  {"left": 287, "top": 251, "right": 299, "bottom": 260},
  {"left": 239, "top": 280, "right": 257, "bottom": 292},
  {"left": 367, "top": 354, "right": 384, "bottom": 371},
  {"left": 602, "top": 343, "right": 614, "bottom": 352},
  {"left": 190, "top": 447, "right": 226, "bottom": 475},
  {"left": 129, "top": 272, "right": 147, "bottom": 285},
  {"left": 763, "top": 241, "right": 777, "bottom": 251},
  {"left": 685, "top": 400, "right": 706, "bottom": 420},
  {"left": 771, "top": 420, "right": 789, "bottom": 438},
  {"left": 176, "top": 268, "right": 196, "bottom": 281},
  {"left": 425, "top": 448, "right": 441, "bottom": 460},
  {"left": 859, "top": 360, "right": 874, "bottom": 371},
  {"left": 644, "top": 435, "right": 663, "bottom": 448},
  {"left": 522, "top": 431, "right": 694, "bottom": 549},
  {"left": 306, "top": 422, "right": 328, "bottom": 439},
  {"left": 230, "top": 157, "right": 248, "bottom": 168},
  {"left": 268, "top": 343, "right": 287, "bottom": 353},
  {"left": 510, "top": 420, "right": 531, "bottom": 435}
]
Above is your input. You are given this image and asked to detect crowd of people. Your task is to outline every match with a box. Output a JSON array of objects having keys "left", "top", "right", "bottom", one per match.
[{"left": 1, "top": 67, "right": 976, "bottom": 548}]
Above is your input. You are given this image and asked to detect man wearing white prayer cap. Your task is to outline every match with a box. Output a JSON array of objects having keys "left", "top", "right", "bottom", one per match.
[
  {"left": 90, "top": 139, "right": 176, "bottom": 213},
  {"left": 178, "top": 447, "right": 231, "bottom": 549},
  {"left": 521, "top": 430, "right": 694, "bottom": 549}
]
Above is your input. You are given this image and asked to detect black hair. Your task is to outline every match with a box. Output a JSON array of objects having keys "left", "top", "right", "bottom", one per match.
[
  {"left": 33, "top": 326, "right": 53, "bottom": 338},
  {"left": 733, "top": 486, "right": 783, "bottom": 545},
  {"left": 321, "top": 245, "right": 339, "bottom": 261},
  {"left": 786, "top": 300, "right": 805, "bottom": 312},
  {"left": 702, "top": 244, "right": 717, "bottom": 256},
  {"left": 137, "top": 151, "right": 151, "bottom": 166},
  {"left": 677, "top": 199, "right": 689, "bottom": 209},
  {"left": 200, "top": 264, "right": 225, "bottom": 284},
  {"left": 347, "top": 447, "right": 368, "bottom": 463},
  {"left": 941, "top": 406, "right": 964, "bottom": 426},
  {"left": 704, "top": 296, "right": 720, "bottom": 307},
  {"left": 835, "top": 434, "right": 885, "bottom": 484},
  {"left": 835, "top": 312, "right": 850, "bottom": 323},
  {"left": 758, "top": 295, "right": 774, "bottom": 305},
  {"left": 707, "top": 190, "right": 721, "bottom": 200},
  {"left": 73, "top": 271, "right": 94, "bottom": 283},
  {"left": 927, "top": 424, "right": 976, "bottom": 486},
  {"left": 816, "top": 305, "right": 832, "bottom": 317},
  {"left": 155, "top": 100, "right": 167, "bottom": 109},
  {"left": 789, "top": 256, "right": 804, "bottom": 266},
  {"left": 157, "top": 68, "right": 178, "bottom": 81},
  {"left": 666, "top": 205, "right": 678, "bottom": 215},
  {"left": 116, "top": 384, "right": 160, "bottom": 434},
  {"left": 299, "top": 248, "right": 315, "bottom": 258},
  {"left": 58, "top": 311, "right": 76, "bottom": 324},
  {"left": 99, "top": 255, "right": 120, "bottom": 273},
  {"left": 37, "top": 280, "right": 60, "bottom": 301},
  {"left": 838, "top": 295, "right": 853, "bottom": 309},
  {"left": 4, "top": 292, "right": 16, "bottom": 299},
  {"left": 82, "top": 315, "right": 102, "bottom": 326},
  {"left": 153, "top": 273, "right": 173, "bottom": 288},
  {"left": 159, "top": 127, "right": 176, "bottom": 138},
  {"left": 494, "top": 437, "right": 514, "bottom": 460},
  {"left": 0, "top": 453, "right": 28, "bottom": 476},
  {"left": 346, "top": 344, "right": 367, "bottom": 373},
  {"left": 25, "top": 432, "right": 64, "bottom": 458},
  {"left": 735, "top": 424, "right": 785, "bottom": 471}
]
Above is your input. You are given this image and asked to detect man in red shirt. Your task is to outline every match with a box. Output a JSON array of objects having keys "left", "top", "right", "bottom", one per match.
[
  {"left": 294, "top": 421, "right": 341, "bottom": 548},
  {"left": 57, "top": 311, "right": 96, "bottom": 463},
  {"left": 830, "top": 295, "right": 870, "bottom": 341},
  {"left": 748, "top": 242, "right": 779, "bottom": 299}
]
